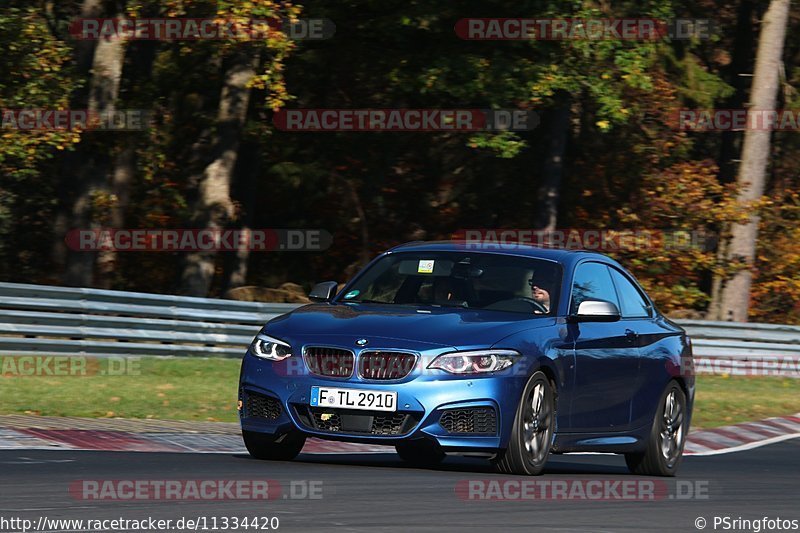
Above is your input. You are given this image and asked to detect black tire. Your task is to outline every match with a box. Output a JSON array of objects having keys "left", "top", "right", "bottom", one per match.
[
  {"left": 243, "top": 430, "right": 306, "bottom": 461},
  {"left": 395, "top": 439, "right": 446, "bottom": 466},
  {"left": 493, "top": 371, "right": 555, "bottom": 476},
  {"left": 625, "top": 381, "right": 687, "bottom": 476}
]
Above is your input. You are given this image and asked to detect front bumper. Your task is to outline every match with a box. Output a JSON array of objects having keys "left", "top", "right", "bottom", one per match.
[{"left": 238, "top": 351, "right": 527, "bottom": 452}]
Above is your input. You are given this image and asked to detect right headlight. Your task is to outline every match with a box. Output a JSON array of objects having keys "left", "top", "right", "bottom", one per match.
[
  {"left": 249, "top": 333, "right": 292, "bottom": 361},
  {"left": 428, "top": 349, "right": 519, "bottom": 374}
]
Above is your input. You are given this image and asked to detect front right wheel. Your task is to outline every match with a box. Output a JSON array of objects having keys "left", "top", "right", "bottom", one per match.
[
  {"left": 395, "top": 439, "right": 446, "bottom": 467},
  {"left": 625, "top": 381, "right": 687, "bottom": 476},
  {"left": 493, "top": 371, "right": 555, "bottom": 476}
]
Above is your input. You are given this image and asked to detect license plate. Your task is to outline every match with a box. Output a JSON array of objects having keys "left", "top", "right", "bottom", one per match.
[{"left": 310, "top": 386, "right": 397, "bottom": 412}]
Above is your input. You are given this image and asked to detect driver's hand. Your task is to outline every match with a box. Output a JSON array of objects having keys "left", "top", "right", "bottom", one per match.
[{"left": 531, "top": 286, "right": 551, "bottom": 313}]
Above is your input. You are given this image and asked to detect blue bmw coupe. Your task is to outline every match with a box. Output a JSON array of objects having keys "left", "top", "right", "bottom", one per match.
[{"left": 238, "top": 241, "right": 694, "bottom": 476}]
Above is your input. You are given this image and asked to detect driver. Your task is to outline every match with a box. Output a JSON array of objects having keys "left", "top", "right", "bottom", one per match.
[
  {"left": 433, "top": 277, "right": 454, "bottom": 303},
  {"left": 528, "top": 278, "right": 551, "bottom": 314},
  {"left": 433, "top": 277, "right": 467, "bottom": 306}
]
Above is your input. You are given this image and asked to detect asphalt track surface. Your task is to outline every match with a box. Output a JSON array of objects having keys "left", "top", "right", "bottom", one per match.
[{"left": 1, "top": 441, "right": 798, "bottom": 533}]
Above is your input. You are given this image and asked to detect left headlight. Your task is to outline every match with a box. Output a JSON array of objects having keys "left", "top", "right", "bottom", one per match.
[
  {"left": 428, "top": 349, "right": 519, "bottom": 374},
  {"left": 249, "top": 333, "right": 292, "bottom": 361}
]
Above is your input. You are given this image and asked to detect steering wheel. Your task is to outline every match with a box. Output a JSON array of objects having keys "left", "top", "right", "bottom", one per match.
[{"left": 507, "top": 296, "right": 548, "bottom": 314}]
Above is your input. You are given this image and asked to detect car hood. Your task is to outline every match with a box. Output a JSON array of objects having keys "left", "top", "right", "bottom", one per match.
[{"left": 262, "top": 302, "right": 554, "bottom": 351}]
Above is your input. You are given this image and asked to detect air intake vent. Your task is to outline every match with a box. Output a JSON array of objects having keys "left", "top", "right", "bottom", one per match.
[
  {"left": 439, "top": 407, "right": 497, "bottom": 434},
  {"left": 246, "top": 393, "right": 282, "bottom": 420}
]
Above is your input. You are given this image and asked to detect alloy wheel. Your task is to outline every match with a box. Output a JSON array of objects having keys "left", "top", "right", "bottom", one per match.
[
  {"left": 522, "top": 382, "right": 552, "bottom": 465},
  {"left": 659, "top": 389, "right": 685, "bottom": 468}
]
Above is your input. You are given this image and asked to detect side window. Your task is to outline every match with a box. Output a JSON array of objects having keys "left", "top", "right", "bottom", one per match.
[
  {"left": 609, "top": 268, "right": 652, "bottom": 318},
  {"left": 570, "top": 262, "right": 620, "bottom": 312}
]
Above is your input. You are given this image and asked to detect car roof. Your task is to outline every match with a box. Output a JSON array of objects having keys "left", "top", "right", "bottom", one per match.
[{"left": 386, "top": 240, "right": 623, "bottom": 270}]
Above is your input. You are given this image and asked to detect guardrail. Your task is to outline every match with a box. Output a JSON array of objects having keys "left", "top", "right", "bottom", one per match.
[
  {"left": 0, "top": 282, "right": 294, "bottom": 358},
  {"left": 674, "top": 320, "right": 800, "bottom": 377},
  {"left": 0, "top": 282, "right": 798, "bottom": 376}
]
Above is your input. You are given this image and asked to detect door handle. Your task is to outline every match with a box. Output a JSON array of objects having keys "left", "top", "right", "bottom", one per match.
[{"left": 625, "top": 329, "right": 639, "bottom": 342}]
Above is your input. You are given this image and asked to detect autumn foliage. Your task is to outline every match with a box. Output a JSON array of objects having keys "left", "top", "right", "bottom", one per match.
[{"left": 0, "top": 0, "right": 798, "bottom": 323}]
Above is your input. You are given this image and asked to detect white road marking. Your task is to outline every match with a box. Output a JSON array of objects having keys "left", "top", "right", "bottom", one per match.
[
  {"left": 0, "top": 457, "right": 76, "bottom": 464},
  {"left": 684, "top": 432, "right": 800, "bottom": 456}
]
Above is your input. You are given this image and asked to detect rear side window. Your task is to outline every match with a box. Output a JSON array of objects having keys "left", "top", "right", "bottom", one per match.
[
  {"left": 609, "top": 267, "right": 651, "bottom": 318},
  {"left": 570, "top": 262, "right": 619, "bottom": 313}
]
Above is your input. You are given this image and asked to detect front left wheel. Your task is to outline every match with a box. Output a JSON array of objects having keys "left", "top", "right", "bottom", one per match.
[
  {"left": 493, "top": 371, "right": 555, "bottom": 476},
  {"left": 243, "top": 430, "right": 306, "bottom": 461}
]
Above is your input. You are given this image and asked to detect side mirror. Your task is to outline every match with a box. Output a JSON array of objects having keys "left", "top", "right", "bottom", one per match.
[
  {"left": 571, "top": 300, "right": 621, "bottom": 322},
  {"left": 309, "top": 281, "right": 339, "bottom": 302}
]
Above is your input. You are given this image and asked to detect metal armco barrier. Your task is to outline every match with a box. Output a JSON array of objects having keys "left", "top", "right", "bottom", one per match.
[
  {"left": 0, "top": 282, "right": 294, "bottom": 358},
  {"left": 678, "top": 320, "right": 800, "bottom": 377},
  {"left": 0, "top": 282, "right": 798, "bottom": 376}
]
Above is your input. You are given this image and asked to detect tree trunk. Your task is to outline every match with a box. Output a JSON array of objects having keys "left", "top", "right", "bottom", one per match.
[
  {"left": 94, "top": 39, "right": 157, "bottom": 289},
  {"left": 223, "top": 141, "right": 260, "bottom": 292},
  {"left": 180, "top": 52, "right": 259, "bottom": 296},
  {"left": 337, "top": 174, "right": 371, "bottom": 277},
  {"left": 706, "top": 0, "right": 756, "bottom": 317},
  {"left": 535, "top": 97, "right": 570, "bottom": 231},
  {"left": 63, "top": 1, "right": 128, "bottom": 286},
  {"left": 51, "top": 0, "right": 104, "bottom": 275},
  {"left": 95, "top": 145, "right": 135, "bottom": 288},
  {"left": 716, "top": 0, "right": 789, "bottom": 322}
]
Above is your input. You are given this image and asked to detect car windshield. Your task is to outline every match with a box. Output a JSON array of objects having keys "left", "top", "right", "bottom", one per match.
[{"left": 338, "top": 252, "right": 561, "bottom": 315}]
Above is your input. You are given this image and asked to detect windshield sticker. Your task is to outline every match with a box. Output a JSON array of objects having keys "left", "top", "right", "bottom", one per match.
[
  {"left": 418, "top": 259, "right": 435, "bottom": 274},
  {"left": 343, "top": 289, "right": 360, "bottom": 299}
]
